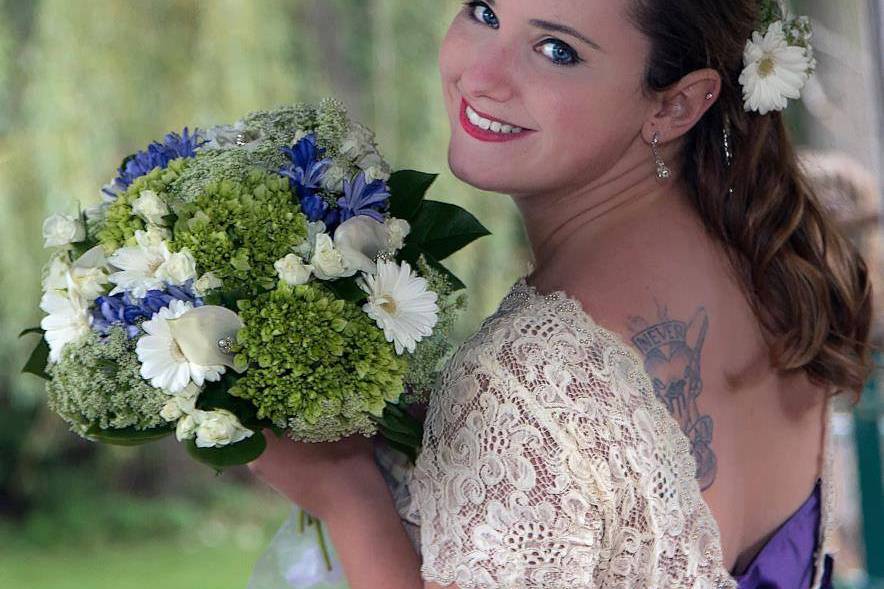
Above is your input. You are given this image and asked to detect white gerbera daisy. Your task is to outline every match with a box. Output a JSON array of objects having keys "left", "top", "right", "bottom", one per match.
[
  {"left": 358, "top": 260, "right": 439, "bottom": 355},
  {"left": 739, "top": 20, "right": 813, "bottom": 115},
  {"left": 40, "top": 290, "right": 92, "bottom": 363},
  {"left": 136, "top": 300, "right": 225, "bottom": 393}
]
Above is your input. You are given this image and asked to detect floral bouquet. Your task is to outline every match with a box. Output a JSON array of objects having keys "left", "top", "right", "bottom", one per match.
[{"left": 22, "top": 99, "right": 488, "bottom": 474}]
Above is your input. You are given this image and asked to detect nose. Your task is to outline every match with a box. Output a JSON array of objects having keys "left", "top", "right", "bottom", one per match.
[{"left": 459, "top": 43, "right": 515, "bottom": 104}]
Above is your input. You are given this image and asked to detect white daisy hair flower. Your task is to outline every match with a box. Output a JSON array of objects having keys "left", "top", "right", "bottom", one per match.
[
  {"left": 739, "top": 20, "right": 813, "bottom": 115},
  {"left": 136, "top": 299, "right": 225, "bottom": 394},
  {"left": 358, "top": 260, "right": 439, "bottom": 355}
]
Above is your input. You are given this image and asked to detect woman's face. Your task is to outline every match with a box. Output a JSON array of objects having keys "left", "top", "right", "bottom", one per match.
[{"left": 439, "top": 0, "right": 654, "bottom": 197}]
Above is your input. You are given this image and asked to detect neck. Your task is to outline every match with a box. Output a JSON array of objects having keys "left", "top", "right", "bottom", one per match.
[{"left": 511, "top": 150, "right": 689, "bottom": 274}]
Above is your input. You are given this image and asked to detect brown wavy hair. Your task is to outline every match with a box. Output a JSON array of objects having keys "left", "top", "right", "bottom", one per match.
[{"left": 626, "top": 0, "right": 878, "bottom": 398}]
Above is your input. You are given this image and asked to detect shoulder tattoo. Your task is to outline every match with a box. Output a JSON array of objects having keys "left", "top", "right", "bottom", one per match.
[{"left": 628, "top": 304, "right": 717, "bottom": 491}]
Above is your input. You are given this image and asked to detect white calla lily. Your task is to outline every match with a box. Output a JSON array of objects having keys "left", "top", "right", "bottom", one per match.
[
  {"left": 166, "top": 305, "right": 245, "bottom": 372},
  {"left": 334, "top": 215, "right": 389, "bottom": 274}
]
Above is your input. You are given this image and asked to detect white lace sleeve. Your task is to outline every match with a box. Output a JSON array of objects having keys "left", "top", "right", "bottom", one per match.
[{"left": 404, "top": 279, "right": 736, "bottom": 589}]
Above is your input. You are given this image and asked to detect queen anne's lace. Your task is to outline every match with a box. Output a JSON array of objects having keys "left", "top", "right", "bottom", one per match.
[{"left": 401, "top": 276, "right": 833, "bottom": 588}]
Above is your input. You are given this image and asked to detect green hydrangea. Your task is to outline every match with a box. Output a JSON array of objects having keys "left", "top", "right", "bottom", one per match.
[
  {"left": 402, "top": 257, "right": 467, "bottom": 403},
  {"left": 169, "top": 170, "right": 308, "bottom": 295},
  {"left": 46, "top": 327, "right": 169, "bottom": 436},
  {"left": 229, "top": 283, "right": 407, "bottom": 442},
  {"left": 95, "top": 158, "right": 188, "bottom": 250}
]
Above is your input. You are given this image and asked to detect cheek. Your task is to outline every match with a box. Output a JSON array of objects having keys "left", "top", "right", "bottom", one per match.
[
  {"left": 537, "top": 79, "right": 645, "bottom": 167},
  {"left": 438, "top": 25, "right": 468, "bottom": 86}
]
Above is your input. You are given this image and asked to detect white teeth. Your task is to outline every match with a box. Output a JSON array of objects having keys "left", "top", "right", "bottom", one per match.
[{"left": 465, "top": 105, "right": 523, "bottom": 134}]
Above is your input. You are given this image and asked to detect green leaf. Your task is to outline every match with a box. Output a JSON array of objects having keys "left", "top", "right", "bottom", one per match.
[
  {"left": 21, "top": 338, "right": 51, "bottom": 380},
  {"left": 407, "top": 200, "right": 490, "bottom": 261},
  {"left": 383, "top": 438, "right": 419, "bottom": 464},
  {"left": 19, "top": 326, "right": 44, "bottom": 338},
  {"left": 324, "top": 276, "right": 366, "bottom": 303},
  {"left": 196, "top": 374, "right": 262, "bottom": 427},
  {"left": 184, "top": 430, "right": 267, "bottom": 472},
  {"left": 85, "top": 422, "right": 176, "bottom": 446},
  {"left": 398, "top": 244, "right": 466, "bottom": 291},
  {"left": 378, "top": 425, "right": 422, "bottom": 449},
  {"left": 387, "top": 170, "right": 438, "bottom": 221}
]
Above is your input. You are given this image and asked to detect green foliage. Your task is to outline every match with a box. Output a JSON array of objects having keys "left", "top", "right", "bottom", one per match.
[
  {"left": 170, "top": 170, "right": 308, "bottom": 295},
  {"left": 387, "top": 169, "right": 438, "bottom": 220},
  {"left": 96, "top": 158, "right": 189, "bottom": 250},
  {"left": 230, "top": 283, "right": 408, "bottom": 442},
  {"left": 20, "top": 330, "right": 50, "bottom": 380},
  {"left": 184, "top": 431, "right": 267, "bottom": 474},
  {"left": 46, "top": 327, "right": 170, "bottom": 436},
  {"left": 84, "top": 422, "right": 175, "bottom": 446},
  {"left": 402, "top": 256, "right": 467, "bottom": 402}
]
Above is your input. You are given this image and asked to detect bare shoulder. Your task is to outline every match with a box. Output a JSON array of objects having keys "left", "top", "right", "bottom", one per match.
[{"left": 537, "top": 222, "right": 828, "bottom": 570}]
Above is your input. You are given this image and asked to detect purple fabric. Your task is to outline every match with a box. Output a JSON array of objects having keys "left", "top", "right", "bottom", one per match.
[{"left": 734, "top": 480, "right": 833, "bottom": 589}]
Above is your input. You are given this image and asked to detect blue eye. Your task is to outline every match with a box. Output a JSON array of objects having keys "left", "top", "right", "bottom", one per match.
[
  {"left": 538, "top": 39, "right": 581, "bottom": 66},
  {"left": 464, "top": 1, "right": 499, "bottom": 29}
]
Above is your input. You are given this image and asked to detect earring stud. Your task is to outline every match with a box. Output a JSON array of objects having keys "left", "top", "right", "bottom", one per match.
[
  {"left": 651, "top": 131, "right": 671, "bottom": 181},
  {"left": 705, "top": 91, "right": 714, "bottom": 100}
]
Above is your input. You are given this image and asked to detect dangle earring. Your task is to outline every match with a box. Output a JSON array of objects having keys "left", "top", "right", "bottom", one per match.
[
  {"left": 722, "top": 115, "right": 735, "bottom": 195},
  {"left": 651, "top": 130, "right": 671, "bottom": 182},
  {"left": 722, "top": 116, "right": 733, "bottom": 168}
]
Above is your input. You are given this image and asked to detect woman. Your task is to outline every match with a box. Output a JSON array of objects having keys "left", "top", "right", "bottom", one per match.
[{"left": 248, "top": 1, "right": 876, "bottom": 587}]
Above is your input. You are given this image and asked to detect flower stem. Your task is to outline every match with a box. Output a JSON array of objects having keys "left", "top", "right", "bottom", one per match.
[{"left": 315, "top": 520, "right": 333, "bottom": 571}]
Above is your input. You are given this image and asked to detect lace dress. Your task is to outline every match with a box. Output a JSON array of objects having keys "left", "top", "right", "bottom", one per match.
[{"left": 398, "top": 275, "right": 835, "bottom": 589}]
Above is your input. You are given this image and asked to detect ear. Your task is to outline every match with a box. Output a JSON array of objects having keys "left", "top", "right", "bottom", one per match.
[{"left": 641, "top": 68, "right": 721, "bottom": 144}]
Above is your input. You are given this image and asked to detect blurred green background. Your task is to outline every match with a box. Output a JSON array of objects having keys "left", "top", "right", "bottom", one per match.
[{"left": 0, "top": 1, "right": 881, "bottom": 588}]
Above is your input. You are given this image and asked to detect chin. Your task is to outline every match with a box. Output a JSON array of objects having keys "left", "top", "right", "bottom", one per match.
[{"left": 447, "top": 148, "right": 517, "bottom": 194}]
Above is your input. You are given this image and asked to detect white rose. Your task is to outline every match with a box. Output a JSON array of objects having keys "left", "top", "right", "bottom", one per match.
[
  {"left": 42, "top": 255, "right": 71, "bottom": 292},
  {"left": 65, "top": 266, "right": 109, "bottom": 302},
  {"left": 341, "top": 123, "right": 377, "bottom": 160},
  {"left": 364, "top": 165, "right": 391, "bottom": 183},
  {"left": 156, "top": 249, "right": 197, "bottom": 285},
  {"left": 293, "top": 221, "right": 327, "bottom": 259},
  {"left": 175, "top": 412, "right": 201, "bottom": 441},
  {"left": 42, "top": 214, "right": 86, "bottom": 248},
  {"left": 132, "top": 190, "right": 170, "bottom": 226},
  {"left": 161, "top": 399, "right": 184, "bottom": 422},
  {"left": 274, "top": 254, "right": 313, "bottom": 285},
  {"left": 134, "top": 225, "right": 172, "bottom": 247},
  {"left": 385, "top": 218, "right": 411, "bottom": 252},
  {"left": 193, "top": 272, "right": 223, "bottom": 296},
  {"left": 160, "top": 393, "right": 198, "bottom": 422},
  {"left": 310, "top": 233, "right": 352, "bottom": 280},
  {"left": 194, "top": 409, "right": 253, "bottom": 448},
  {"left": 320, "top": 164, "right": 347, "bottom": 192}
]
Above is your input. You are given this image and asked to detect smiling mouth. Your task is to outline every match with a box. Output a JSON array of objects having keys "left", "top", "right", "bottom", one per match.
[{"left": 464, "top": 102, "right": 525, "bottom": 135}]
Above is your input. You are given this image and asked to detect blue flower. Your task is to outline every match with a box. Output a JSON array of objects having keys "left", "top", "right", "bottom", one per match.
[
  {"left": 336, "top": 172, "right": 390, "bottom": 223},
  {"left": 91, "top": 281, "right": 203, "bottom": 338},
  {"left": 103, "top": 128, "right": 206, "bottom": 198},
  {"left": 278, "top": 133, "right": 334, "bottom": 223}
]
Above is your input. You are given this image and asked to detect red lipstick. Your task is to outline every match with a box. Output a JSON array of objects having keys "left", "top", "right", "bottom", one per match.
[{"left": 458, "top": 98, "right": 531, "bottom": 143}]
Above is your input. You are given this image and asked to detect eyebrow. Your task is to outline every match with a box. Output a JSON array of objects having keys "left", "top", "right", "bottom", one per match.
[
  {"left": 528, "top": 18, "right": 604, "bottom": 52},
  {"left": 482, "top": 0, "right": 603, "bottom": 51}
]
